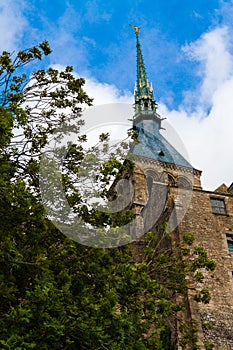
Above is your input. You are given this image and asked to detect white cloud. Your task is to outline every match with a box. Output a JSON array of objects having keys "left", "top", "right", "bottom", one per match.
[
  {"left": 182, "top": 27, "right": 233, "bottom": 106},
  {"left": 0, "top": 0, "right": 27, "bottom": 52},
  {"left": 159, "top": 26, "right": 233, "bottom": 190},
  {"left": 83, "top": 76, "right": 132, "bottom": 105},
  {"left": 51, "top": 64, "right": 133, "bottom": 105}
]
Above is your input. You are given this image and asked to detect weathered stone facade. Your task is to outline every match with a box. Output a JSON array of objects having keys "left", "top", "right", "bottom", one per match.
[
  {"left": 128, "top": 26, "right": 233, "bottom": 349},
  {"left": 178, "top": 186, "right": 233, "bottom": 349},
  {"left": 131, "top": 156, "right": 233, "bottom": 349}
]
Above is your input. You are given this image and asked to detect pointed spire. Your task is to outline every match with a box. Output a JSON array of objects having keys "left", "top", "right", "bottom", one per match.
[
  {"left": 135, "top": 28, "right": 149, "bottom": 92},
  {"left": 130, "top": 24, "right": 158, "bottom": 116}
]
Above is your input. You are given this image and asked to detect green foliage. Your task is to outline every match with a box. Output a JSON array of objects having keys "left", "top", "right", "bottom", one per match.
[
  {"left": 182, "top": 232, "right": 195, "bottom": 245},
  {"left": 205, "top": 342, "right": 215, "bottom": 350},
  {"left": 203, "top": 321, "right": 213, "bottom": 331},
  {"left": 144, "top": 230, "right": 216, "bottom": 349},
  {"left": 160, "top": 326, "right": 174, "bottom": 350},
  {"left": 194, "top": 288, "right": 211, "bottom": 304},
  {"left": 0, "top": 107, "right": 13, "bottom": 146},
  {"left": 0, "top": 43, "right": 215, "bottom": 349},
  {"left": 179, "top": 319, "right": 199, "bottom": 350}
]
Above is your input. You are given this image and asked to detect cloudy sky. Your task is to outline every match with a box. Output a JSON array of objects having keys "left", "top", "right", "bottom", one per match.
[{"left": 1, "top": 0, "right": 233, "bottom": 190}]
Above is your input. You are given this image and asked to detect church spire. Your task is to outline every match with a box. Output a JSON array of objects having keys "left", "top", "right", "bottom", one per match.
[
  {"left": 129, "top": 26, "right": 192, "bottom": 169},
  {"left": 130, "top": 25, "right": 158, "bottom": 117}
]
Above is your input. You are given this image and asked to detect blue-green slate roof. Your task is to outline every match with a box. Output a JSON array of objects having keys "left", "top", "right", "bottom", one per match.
[{"left": 132, "top": 120, "right": 192, "bottom": 168}]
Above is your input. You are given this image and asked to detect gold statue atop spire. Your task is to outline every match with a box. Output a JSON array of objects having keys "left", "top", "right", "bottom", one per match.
[{"left": 129, "top": 24, "right": 140, "bottom": 34}]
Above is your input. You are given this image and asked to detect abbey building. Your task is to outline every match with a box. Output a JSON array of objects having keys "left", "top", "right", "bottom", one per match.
[{"left": 129, "top": 26, "right": 233, "bottom": 349}]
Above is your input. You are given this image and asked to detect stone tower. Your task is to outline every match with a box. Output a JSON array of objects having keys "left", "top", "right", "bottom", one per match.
[{"left": 129, "top": 26, "right": 233, "bottom": 349}]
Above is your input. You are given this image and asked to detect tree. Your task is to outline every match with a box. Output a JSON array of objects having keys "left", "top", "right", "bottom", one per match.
[{"left": 0, "top": 43, "right": 215, "bottom": 349}]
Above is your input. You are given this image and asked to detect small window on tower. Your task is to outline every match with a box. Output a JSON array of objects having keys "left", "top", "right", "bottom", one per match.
[
  {"left": 210, "top": 197, "right": 226, "bottom": 214},
  {"left": 226, "top": 234, "right": 233, "bottom": 253}
]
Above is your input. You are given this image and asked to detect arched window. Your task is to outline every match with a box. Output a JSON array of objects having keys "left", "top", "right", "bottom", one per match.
[
  {"left": 145, "top": 169, "right": 159, "bottom": 182},
  {"left": 146, "top": 170, "right": 160, "bottom": 197},
  {"left": 177, "top": 176, "right": 192, "bottom": 189}
]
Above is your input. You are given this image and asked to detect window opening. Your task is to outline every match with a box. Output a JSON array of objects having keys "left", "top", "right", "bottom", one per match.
[
  {"left": 226, "top": 234, "right": 233, "bottom": 253},
  {"left": 210, "top": 197, "right": 226, "bottom": 214}
]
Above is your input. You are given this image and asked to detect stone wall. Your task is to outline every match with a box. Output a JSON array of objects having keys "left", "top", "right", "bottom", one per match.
[
  {"left": 131, "top": 158, "right": 233, "bottom": 349},
  {"left": 176, "top": 188, "right": 233, "bottom": 349}
]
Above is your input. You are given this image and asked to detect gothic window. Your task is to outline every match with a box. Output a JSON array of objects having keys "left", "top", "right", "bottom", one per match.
[
  {"left": 210, "top": 197, "right": 226, "bottom": 214},
  {"left": 226, "top": 234, "right": 233, "bottom": 253}
]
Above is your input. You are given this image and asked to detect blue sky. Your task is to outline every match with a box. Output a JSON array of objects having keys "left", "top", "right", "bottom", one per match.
[
  {"left": 0, "top": 0, "right": 231, "bottom": 107},
  {"left": 6, "top": 0, "right": 227, "bottom": 108},
  {"left": 1, "top": 0, "right": 233, "bottom": 189}
]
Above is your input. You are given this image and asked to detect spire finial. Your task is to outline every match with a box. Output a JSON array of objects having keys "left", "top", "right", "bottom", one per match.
[{"left": 129, "top": 24, "right": 140, "bottom": 35}]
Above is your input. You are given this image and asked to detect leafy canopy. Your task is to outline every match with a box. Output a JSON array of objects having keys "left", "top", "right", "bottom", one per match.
[{"left": 0, "top": 42, "right": 215, "bottom": 350}]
